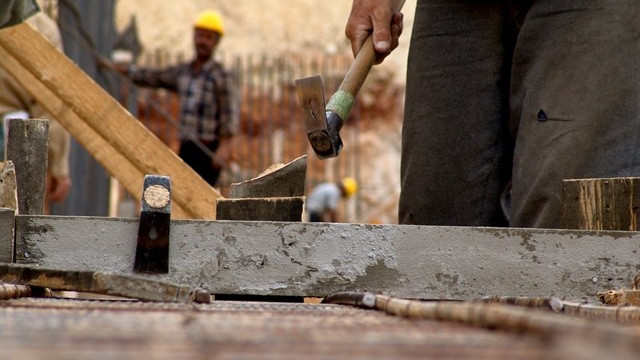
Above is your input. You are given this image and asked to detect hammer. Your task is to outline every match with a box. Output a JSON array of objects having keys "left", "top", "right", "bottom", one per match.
[{"left": 296, "top": 0, "right": 405, "bottom": 159}]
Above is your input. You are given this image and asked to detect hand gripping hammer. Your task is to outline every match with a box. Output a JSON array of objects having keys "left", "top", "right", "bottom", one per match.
[{"left": 296, "top": 0, "right": 405, "bottom": 159}]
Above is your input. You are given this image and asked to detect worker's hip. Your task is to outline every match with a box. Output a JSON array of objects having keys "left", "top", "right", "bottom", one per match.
[{"left": 178, "top": 140, "right": 221, "bottom": 186}]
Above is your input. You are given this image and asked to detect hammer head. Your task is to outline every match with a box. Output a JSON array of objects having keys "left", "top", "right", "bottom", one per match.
[{"left": 295, "top": 76, "right": 344, "bottom": 159}]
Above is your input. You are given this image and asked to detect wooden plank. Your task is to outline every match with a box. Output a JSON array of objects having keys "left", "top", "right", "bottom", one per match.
[
  {"left": 562, "top": 177, "right": 640, "bottom": 230},
  {"left": 5, "top": 119, "right": 48, "bottom": 215},
  {"left": 0, "top": 263, "right": 193, "bottom": 303},
  {"left": 229, "top": 155, "right": 307, "bottom": 198},
  {"left": 216, "top": 197, "right": 304, "bottom": 221},
  {"left": 13, "top": 215, "right": 640, "bottom": 300},
  {"left": 0, "top": 24, "right": 220, "bottom": 219},
  {"left": 0, "top": 208, "right": 15, "bottom": 263}
]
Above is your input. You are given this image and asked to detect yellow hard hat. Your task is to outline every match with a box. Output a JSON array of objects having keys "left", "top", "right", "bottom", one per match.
[
  {"left": 194, "top": 10, "right": 225, "bottom": 35},
  {"left": 341, "top": 177, "right": 358, "bottom": 197}
]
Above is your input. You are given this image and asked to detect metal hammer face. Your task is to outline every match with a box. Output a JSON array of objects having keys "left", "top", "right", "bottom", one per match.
[{"left": 295, "top": 76, "right": 344, "bottom": 159}]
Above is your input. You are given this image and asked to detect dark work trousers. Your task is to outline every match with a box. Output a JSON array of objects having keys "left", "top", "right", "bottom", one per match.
[
  {"left": 308, "top": 213, "right": 323, "bottom": 222},
  {"left": 400, "top": 0, "right": 640, "bottom": 228},
  {"left": 179, "top": 140, "right": 220, "bottom": 187}
]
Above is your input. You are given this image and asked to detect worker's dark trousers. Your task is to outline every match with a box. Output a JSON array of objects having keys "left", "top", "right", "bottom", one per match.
[
  {"left": 400, "top": 0, "right": 640, "bottom": 228},
  {"left": 179, "top": 140, "right": 220, "bottom": 186}
]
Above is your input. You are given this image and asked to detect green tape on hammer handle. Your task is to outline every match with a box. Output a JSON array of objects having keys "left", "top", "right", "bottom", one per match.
[{"left": 326, "top": 90, "right": 355, "bottom": 123}]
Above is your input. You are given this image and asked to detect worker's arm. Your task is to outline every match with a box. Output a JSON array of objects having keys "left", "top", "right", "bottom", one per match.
[
  {"left": 125, "top": 64, "right": 181, "bottom": 90},
  {"left": 345, "top": 0, "right": 404, "bottom": 64},
  {"left": 212, "top": 136, "right": 233, "bottom": 170},
  {"left": 106, "top": 59, "right": 180, "bottom": 91},
  {"left": 44, "top": 118, "right": 71, "bottom": 203}
]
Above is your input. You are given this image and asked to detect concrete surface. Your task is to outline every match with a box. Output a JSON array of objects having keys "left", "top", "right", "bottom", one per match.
[{"left": 11, "top": 215, "right": 640, "bottom": 300}]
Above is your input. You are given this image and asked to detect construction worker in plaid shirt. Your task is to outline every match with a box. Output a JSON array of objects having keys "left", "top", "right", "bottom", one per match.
[{"left": 117, "top": 10, "right": 238, "bottom": 187}]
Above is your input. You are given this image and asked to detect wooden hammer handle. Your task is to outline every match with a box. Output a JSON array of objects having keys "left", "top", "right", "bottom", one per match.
[{"left": 327, "top": 0, "right": 406, "bottom": 119}]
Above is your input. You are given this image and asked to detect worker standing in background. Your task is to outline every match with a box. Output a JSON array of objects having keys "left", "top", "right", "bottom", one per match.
[
  {"left": 345, "top": 0, "right": 639, "bottom": 228},
  {"left": 0, "top": 10, "right": 72, "bottom": 212},
  {"left": 306, "top": 177, "right": 358, "bottom": 222},
  {"left": 114, "top": 9, "right": 238, "bottom": 187}
]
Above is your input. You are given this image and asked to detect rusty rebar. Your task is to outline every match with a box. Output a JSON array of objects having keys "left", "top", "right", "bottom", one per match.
[
  {"left": 0, "top": 282, "right": 52, "bottom": 300},
  {"left": 323, "top": 292, "right": 640, "bottom": 360}
]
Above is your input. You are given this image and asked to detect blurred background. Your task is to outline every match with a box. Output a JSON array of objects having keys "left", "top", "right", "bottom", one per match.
[{"left": 40, "top": 0, "right": 416, "bottom": 224}]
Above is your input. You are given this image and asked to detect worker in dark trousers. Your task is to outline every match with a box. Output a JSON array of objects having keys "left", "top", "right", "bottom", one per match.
[{"left": 346, "top": 0, "right": 639, "bottom": 228}]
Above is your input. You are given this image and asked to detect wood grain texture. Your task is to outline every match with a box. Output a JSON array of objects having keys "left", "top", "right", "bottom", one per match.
[
  {"left": 0, "top": 161, "right": 17, "bottom": 210},
  {"left": 5, "top": 119, "right": 47, "bottom": 215},
  {"left": 216, "top": 197, "right": 304, "bottom": 221},
  {"left": 0, "top": 263, "right": 192, "bottom": 302},
  {"left": 228, "top": 155, "right": 307, "bottom": 198},
  {"left": 562, "top": 177, "right": 640, "bottom": 230},
  {"left": 0, "top": 24, "right": 220, "bottom": 219},
  {"left": 0, "top": 208, "right": 15, "bottom": 263}
]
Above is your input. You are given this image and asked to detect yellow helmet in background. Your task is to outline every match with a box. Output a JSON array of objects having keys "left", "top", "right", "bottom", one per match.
[
  {"left": 194, "top": 10, "right": 225, "bottom": 35},
  {"left": 341, "top": 177, "right": 358, "bottom": 197}
]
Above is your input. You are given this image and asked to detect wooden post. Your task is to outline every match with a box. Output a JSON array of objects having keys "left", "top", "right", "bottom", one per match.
[
  {"left": 562, "top": 177, "right": 640, "bottom": 230},
  {"left": 0, "top": 207, "right": 15, "bottom": 263},
  {"left": 5, "top": 119, "right": 48, "bottom": 215},
  {"left": 0, "top": 161, "right": 17, "bottom": 263}
]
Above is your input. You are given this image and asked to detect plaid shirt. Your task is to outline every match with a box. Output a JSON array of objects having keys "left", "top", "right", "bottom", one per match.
[{"left": 129, "top": 58, "right": 238, "bottom": 141}]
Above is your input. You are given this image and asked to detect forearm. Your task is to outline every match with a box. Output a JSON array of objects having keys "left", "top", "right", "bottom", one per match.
[
  {"left": 46, "top": 119, "right": 70, "bottom": 178},
  {"left": 127, "top": 65, "right": 179, "bottom": 90}
]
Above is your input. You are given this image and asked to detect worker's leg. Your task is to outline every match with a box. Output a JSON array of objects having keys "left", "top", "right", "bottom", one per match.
[
  {"left": 178, "top": 140, "right": 221, "bottom": 186},
  {"left": 509, "top": 0, "right": 640, "bottom": 228},
  {"left": 399, "top": 0, "right": 515, "bottom": 225}
]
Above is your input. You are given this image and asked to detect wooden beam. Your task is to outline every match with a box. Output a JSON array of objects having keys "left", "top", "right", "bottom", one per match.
[
  {"left": 216, "top": 197, "right": 305, "bottom": 221},
  {"left": 0, "top": 208, "right": 14, "bottom": 263},
  {"left": 562, "top": 177, "right": 640, "bottom": 230},
  {"left": 228, "top": 155, "right": 307, "bottom": 198},
  {"left": 13, "top": 215, "right": 640, "bottom": 300},
  {"left": 5, "top": 119, "right": 48, "bottom": 215},
  {"left": 0, "top": 24, "right": 221, "bottom": 219},
  {"left": 0, "top": 263, "right": 193, "bottom": 303},
  {"left": 0, "top": 161, "right": 17, "bottom": 262}
]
